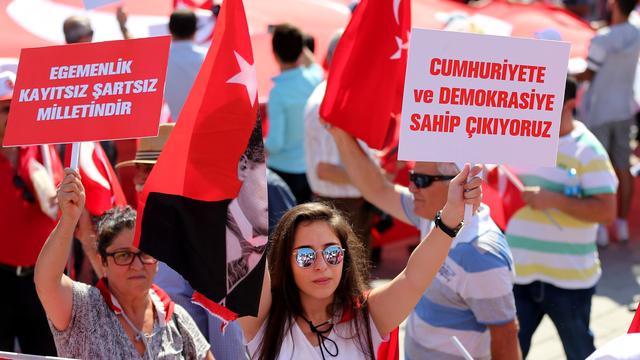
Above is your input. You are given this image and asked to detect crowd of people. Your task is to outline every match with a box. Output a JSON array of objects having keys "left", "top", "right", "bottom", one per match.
[{"left": 1, "top": 0, "right": 640, "bottom": 359}]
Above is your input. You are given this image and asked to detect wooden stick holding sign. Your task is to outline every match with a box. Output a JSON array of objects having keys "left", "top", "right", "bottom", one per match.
[
  {"left": 398, "top": 29, "right": 570, "bottom": 230},
  {"left": 69, "top": 142, "right": 81, "bottom": 170}
]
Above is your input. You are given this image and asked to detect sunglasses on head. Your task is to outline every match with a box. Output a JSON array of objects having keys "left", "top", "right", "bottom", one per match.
[
  {"left": 409, "top": 171, "right": 456, "bottom": 189},
  {"left": 293, "top": 245, "right": 345, "bottom": 268},
  {"left": 105, "top": 250, "right": 158, "bottom": 266}
]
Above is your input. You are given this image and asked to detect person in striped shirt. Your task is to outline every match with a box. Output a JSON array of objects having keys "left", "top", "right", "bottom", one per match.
[
  {"left": 507, "top": 77, "right": 618, "bottom": 360},
  {"left": 328, "top": 128, "right": 521, "bottom": 359}
]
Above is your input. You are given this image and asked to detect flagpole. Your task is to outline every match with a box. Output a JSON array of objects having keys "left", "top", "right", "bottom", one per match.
[{"left": 450, "top": 336, "right": 474, "bottom": 360}]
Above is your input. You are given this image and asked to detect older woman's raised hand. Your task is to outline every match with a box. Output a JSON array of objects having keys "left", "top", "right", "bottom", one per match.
[
  {"left": 442, "top": 163, "right": 483, "bottom": 227},
  {"left": 57, "top": 168, "right": 85, "bottom": 223}
]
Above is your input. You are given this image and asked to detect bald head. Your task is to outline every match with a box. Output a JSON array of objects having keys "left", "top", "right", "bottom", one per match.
[
  {"left": 414, "top": 161, "right": 459, "bottom": 176},
  {"left": 63, "top": 16, "right": 93, "bottom": 44}
]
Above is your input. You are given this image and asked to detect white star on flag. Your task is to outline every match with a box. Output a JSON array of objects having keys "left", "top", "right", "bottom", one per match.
[
  {"left": 227, "top": 51, "right": 257, "bottom": 107},
  {"left": 390, "top": 35, "right": 409, "bottom": 60}
]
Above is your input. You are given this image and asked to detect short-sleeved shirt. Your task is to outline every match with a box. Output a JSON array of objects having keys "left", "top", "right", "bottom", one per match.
[
  {"left": 579, "top": 22, "right": 640, "bottom": 128},
  {"left": 49, "top": 281, "right": 210, "bottom": 360},
  {"left": 400, "top": 193, "right": 516, "bottom": 360},
  {"left": 265, "top": 64, "right": 324, "bottom": 174},
  {"left": 165, "top": 40, "right": 207, "bottom": 120},
  {"left": 246, "top": 315, "right": 386, "bottom": 360},
  {"left": 304, "top": 81, "right": 376, "bottom": 198},
  {"left": 506, "top": 121, "right": 618, "bottom": 289}
]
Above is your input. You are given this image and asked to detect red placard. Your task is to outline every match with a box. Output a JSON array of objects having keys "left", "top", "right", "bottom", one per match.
[{"left": 3, "top": 36, "right": 171, "bottom": 146}]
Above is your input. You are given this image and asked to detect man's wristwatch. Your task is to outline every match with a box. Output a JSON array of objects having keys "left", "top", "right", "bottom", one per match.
[{"left": 434, "top": 210, "right": 463, "bottom": 238}]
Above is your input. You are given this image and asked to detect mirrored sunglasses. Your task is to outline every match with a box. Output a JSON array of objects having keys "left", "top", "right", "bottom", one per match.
[{"left": 293, "top": 245, "right": 345, "bottom": 268}]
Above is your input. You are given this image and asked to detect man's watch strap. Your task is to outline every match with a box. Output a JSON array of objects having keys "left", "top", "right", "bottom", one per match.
[{"left": 435, "top": 210, "right": 463, "bottom": 238}]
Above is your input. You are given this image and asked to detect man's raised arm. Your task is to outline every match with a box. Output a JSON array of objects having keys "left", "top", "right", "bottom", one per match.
[{"left": 327, "top": 124, "right": 412, "bottom": 224}]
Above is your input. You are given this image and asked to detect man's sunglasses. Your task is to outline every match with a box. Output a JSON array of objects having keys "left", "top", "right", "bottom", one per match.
[
  {"left": 409, "top": 171, "right": 456, "bottom": 189},
  {"left": 293, "top": 245, "right": 345, "bottom": 268},
  {"left": 105, "top": 250, "right": 158, "bottom": 266}
]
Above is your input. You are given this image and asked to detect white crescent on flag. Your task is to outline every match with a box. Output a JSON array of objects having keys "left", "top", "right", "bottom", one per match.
[{"left": 393, "top": 0, "right": 401, "bottom": 25}]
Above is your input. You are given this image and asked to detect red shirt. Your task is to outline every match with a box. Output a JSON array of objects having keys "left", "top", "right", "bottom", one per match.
[{"left": 0, "top": 146, "right": 62, "bottom": 267}]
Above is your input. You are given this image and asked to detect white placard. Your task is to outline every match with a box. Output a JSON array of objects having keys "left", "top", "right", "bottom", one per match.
[
  {"left": 83, "top": 0, "right": 120, "bottom": 10},
  {"left": 398, "top": 29, "right": 570, "bottom": 167}
]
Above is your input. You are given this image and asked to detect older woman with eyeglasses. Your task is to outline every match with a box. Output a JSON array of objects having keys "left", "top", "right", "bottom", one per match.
[{"left": 34, "top": 169, "right": 215, "bottom": 360}]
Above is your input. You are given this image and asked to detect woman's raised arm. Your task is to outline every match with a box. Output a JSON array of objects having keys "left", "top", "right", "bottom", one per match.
[
  {"left": 34, "top": 168, "right": 86, "bottom": 331},
  {"left": 368, "top": 164, "right": 483, "bottom": 336}
]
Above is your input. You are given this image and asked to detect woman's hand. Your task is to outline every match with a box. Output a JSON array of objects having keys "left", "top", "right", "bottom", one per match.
[
  {"left": 57, "top": 168, "right": 85, "bottom": 224},
  {"left": 441, "top": 163, "right": 483, "bottom": 228}
]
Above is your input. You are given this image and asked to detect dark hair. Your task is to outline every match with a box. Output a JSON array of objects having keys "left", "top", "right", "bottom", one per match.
[
  {"left": 617, "top": 0, "right": 637, "bottom": 16},
  {"left": 169, "top": 9, "right": 197, "bottom": 39},
  {"left": 303, "top": 33, "right": 315, "bottom": 54},
  {"left": 272, "top": 24, "right": 303, "bottom": 63},
  {"left": 564, "top": 77, "right": 577, "bottom": 104},
  {"left": 243, "top": 113, "right": 266, "bottom": 164},
  {"left": 97, "top": 206, "right": 137, "bottom": 262},
  {"left": 257, "top": 203, "right": 375, "bottom": 360},
  {"left": 63, "top": 16, "right": 93, "bottom": 44}
]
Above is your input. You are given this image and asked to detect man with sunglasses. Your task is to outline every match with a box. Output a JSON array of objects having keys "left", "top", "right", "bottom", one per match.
[
  {"left": 0, "top": 70, "right": 61, "bottom": 356},
  {"left": 327, "top": 125, "right": 521, "bottom": 359}
]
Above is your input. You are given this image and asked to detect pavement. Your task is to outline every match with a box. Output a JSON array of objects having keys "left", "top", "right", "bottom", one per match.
[{"left": 370, "top": 204, "right": 640, "bottom": 359}]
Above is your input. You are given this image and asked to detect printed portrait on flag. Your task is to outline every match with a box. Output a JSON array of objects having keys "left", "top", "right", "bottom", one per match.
[
  {"left": 225, "top": 119, "right": 268, "bottom": 294},
  {"left": 136, "top": 0, "right": 266, "bottom": 322}
]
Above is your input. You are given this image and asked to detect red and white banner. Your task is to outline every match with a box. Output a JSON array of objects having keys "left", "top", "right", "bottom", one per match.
[{"left": 3, "top": 36, "right": 170, "bottom": 146}]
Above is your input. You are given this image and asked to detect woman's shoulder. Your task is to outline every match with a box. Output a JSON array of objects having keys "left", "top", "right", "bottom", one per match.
[{"left": 70, "top": 280, "right": 107, "bottom": 311}]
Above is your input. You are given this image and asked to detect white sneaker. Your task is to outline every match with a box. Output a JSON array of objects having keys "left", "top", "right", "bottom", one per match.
[
  {"left": 615, "top": 219, "right": 629, "bottom": 243},
  {"left": 596, "top": 225, "right": 609, "bottom": 247}
]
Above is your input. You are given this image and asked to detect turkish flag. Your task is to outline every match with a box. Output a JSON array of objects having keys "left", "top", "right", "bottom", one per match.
[
  {"left": 319, "top": 0, "right": 411, "bottom": 150},
  {"left": 630, "top": 306, "right": 640, "bottom": 333},
  {"left": 136, "top": 0, "right": 265, "bottom": 322},
  {"left": 484, "top": 165, "right": 526, "bottom": 231},
  {"left": 65, "top": 142, "right": 127, "bottom": 216}
]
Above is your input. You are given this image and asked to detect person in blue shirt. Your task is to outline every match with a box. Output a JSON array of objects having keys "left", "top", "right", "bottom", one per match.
[{"left": 265, "top": 24, "right": 324, "bottom": 204}]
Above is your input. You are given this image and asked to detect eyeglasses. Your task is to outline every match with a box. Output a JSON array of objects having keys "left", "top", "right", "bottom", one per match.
[
  {"left": 13, "top": 174, "right": 35, "bottom": 203},
  {"left": 409, "top": 171, "right": 455, "bottom": 189},
  {"left": 105, "top": 250, "right": 158, "bottom": 266},
  {"left": 293, "top": 245, "right": 345, "bottom": 268}
]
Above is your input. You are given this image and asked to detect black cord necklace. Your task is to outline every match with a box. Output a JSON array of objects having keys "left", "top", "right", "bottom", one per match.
[{"left": 300, "top": 316, "right": 339, "bottom": 360}]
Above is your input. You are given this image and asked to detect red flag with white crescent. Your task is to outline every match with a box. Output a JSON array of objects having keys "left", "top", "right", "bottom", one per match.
[
  {"left": 320, "top": 0, "right": 410, "bottom": 150},
  {"left": 136, "top": 0, "right": 266, "bottom": 323}
]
